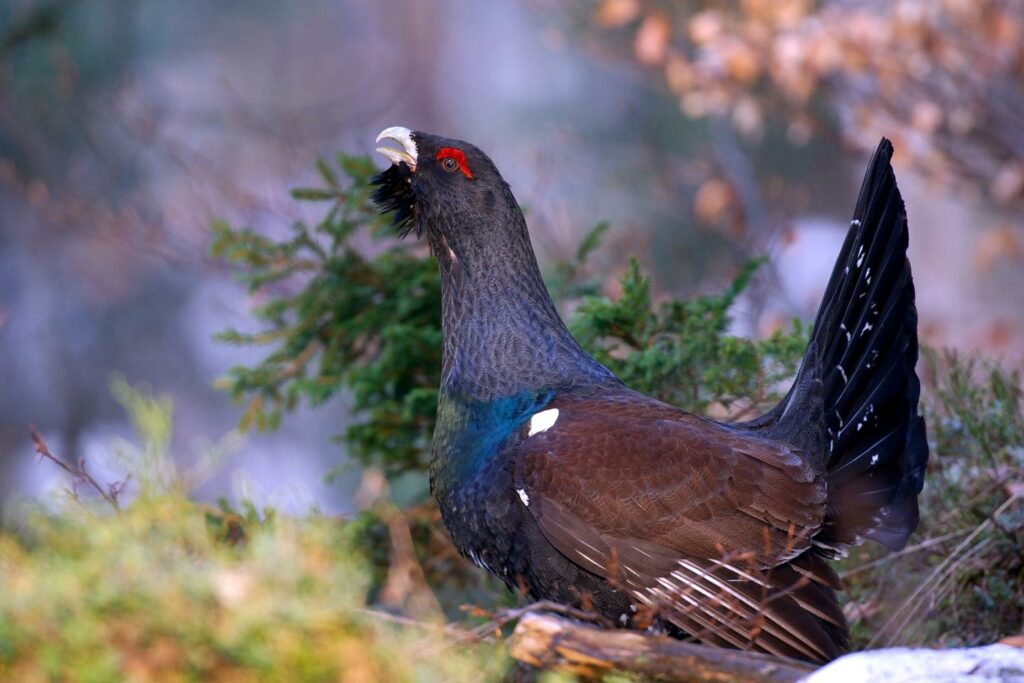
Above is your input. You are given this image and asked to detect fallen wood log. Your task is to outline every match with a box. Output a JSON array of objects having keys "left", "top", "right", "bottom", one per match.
[{"left": 508, "top": 611, "right": 817, "bottom": 682}]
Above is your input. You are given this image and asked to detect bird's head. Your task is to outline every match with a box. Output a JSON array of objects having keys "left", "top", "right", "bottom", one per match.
[{"left": 371, "top": 126, "right": 521, "bottom": 263}]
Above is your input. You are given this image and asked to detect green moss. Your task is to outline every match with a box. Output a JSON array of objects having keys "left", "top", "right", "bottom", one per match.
[{"left": 0, "top": 495, "right": 505, "bottom": 681}]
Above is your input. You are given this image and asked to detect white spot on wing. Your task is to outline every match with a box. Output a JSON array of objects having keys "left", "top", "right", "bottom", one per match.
[
  {"left": 837, "top": 364, "right": 849, "bottom": 384},
  {"left": 870, "top": 453, "right": 880, "bottom": 466},
  {"left": 528, "top": 408, "right": 559, "bottom": 436},
  {"left": 516, "top": 488, "right": 530, "bottom": 507}
]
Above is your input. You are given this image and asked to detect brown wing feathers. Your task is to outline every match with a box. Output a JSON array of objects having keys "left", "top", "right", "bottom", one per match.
[
  {"left": 515, "top": 392, "right": 844, "bottom": 661},
  {"left": 525, "top": 488, "right": 844, "bottom": 661},
  {"left": 517, "top": 393, "right": 825, "bottom": 558}
]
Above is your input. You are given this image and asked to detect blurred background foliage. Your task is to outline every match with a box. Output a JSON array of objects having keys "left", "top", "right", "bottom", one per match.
[
  {"left": 1, "top": 0, "right": 1023, "bottom": 680},
  {"left": 581, "top": 0, "right": 1024, "bottom": 209}
]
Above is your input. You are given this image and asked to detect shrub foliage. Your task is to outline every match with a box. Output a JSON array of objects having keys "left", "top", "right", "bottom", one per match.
[{"left": 211, "top": 156, "right": 441, "bottom": 478}]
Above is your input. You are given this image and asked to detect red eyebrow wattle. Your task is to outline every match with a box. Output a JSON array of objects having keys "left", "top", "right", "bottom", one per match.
[{"left": 436, "top": 147, "right": 473, "bottom": 179}]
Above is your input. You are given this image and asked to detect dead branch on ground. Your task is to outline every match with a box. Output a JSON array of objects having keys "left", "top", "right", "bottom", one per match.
[{"left": 508, "top": 611, "right": 816, "bottom": 683}]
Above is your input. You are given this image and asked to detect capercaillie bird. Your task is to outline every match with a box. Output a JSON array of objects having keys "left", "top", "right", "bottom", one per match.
[{"left": 371, "top": 127, "right": 928, "bottom": 663}]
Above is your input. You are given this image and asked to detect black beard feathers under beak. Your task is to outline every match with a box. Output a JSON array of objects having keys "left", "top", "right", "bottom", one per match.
[{"left": 370, "top": 162, "right": 421, "bottom": 239}]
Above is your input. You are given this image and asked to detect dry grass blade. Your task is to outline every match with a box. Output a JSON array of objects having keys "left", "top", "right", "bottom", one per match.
[
  {"left": 840, "top": 529, "right": 971, "bottom": 580},
  {"left": 365, "top": 599, "right": 614, "bottom": 659},
  {"left": 868, "top": 493, "right": 1021, "bottom": 648}
]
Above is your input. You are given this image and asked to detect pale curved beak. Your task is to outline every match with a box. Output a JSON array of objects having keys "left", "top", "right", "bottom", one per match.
[{"left": 375, "top": 126, "right": 418, "bottom": 170}]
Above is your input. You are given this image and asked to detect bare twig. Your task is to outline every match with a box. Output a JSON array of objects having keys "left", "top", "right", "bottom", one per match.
[
  {"left": 459, "top": 599, "right": 615, "bottom": 642},
  {"left": 29, "top": 425, "right": 127, "bottom": 510}
]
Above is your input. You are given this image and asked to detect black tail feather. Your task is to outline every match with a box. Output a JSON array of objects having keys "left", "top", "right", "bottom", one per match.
[{"left": 766, "top": 139, "right": 928, "bottom": 555}]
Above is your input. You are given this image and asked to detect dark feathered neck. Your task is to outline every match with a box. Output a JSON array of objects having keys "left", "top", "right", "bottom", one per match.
[{"left": 430, "top": 201, "right": 616, "bottom": 402}]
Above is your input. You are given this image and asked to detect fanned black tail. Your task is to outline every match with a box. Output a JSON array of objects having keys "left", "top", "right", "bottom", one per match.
[{"left": 764, "top": 139, "right": 928, "bottom": 555}]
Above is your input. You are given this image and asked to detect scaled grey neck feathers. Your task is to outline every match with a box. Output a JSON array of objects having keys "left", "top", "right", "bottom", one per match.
[{"left": 431, "top": 206, "right": 616, "bottom": 402}]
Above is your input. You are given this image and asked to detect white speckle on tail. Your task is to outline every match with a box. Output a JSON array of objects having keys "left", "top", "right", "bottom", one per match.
[
  {"left": 528, "top": 408, "right": 559, "bottom": 436},
  {"left": 862, "top": 322, "right": 874, "bottom": 335},
  {"left": 870, "top": 453, "right": 880, "bottom": 466},
  {"left": 838, "top": 364, "right": 849, "bottom": 384},
  {"left": 516, "top": 488, "right": 530, "bottom": 507},
  {"left": 856, "top": 245, "right": 865, "bottom": 268},
  {"left": 851, "top": 219, "right": 861, "bottom": 227}
]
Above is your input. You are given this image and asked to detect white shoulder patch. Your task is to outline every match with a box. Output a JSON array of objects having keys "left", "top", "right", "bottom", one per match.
[
  {"left": 516, "top": 488, "right": 530, "bottom": 506},
  {"left": 527, "top": 408, "right": 559, "bottom": 436}
]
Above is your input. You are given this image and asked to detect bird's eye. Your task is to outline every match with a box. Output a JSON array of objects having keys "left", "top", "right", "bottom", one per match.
[{"left": 435, "top": 147, "right": 474, "bottom": 178}]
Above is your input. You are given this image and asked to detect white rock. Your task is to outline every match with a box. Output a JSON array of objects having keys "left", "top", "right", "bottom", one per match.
[{"left": 802, "top": 645, "right": 1024, "bottom": 683}]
